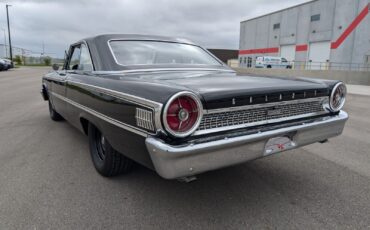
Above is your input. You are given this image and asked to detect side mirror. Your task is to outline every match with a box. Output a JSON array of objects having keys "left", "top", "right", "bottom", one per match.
[{"left": 52, "top": 63, "right": 59, "bottom": 71}]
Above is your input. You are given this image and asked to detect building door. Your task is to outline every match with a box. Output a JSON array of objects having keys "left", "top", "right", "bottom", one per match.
[
  {"left": 308, "top": 41, "right": 331, "bottom": 70},
  {"left": 280, "top": 45, "right": 296, "bottom": 62}
]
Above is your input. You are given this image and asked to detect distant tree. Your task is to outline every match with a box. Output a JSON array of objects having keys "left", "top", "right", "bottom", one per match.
[
  {"left": 14, "top": 55, "right": 22, "bottom": 65},
  {"left": 43, "top": 56, "right": 51, "bottom": 66}
]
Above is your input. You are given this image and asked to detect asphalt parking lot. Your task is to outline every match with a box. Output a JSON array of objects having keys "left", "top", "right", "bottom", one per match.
[{"left": 1, "top": 67, "right": 370, "bottom": 229}]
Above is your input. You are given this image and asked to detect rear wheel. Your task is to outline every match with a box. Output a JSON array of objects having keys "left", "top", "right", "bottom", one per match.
[
  {"left": 48, "top": 101, "right": 64, "bottom": 121},
  {"left": 88, "top": 123, "right": 133, "bottom": 177},
  {"left": 267, "top": 65, "right": 272, "bottom": 68}
]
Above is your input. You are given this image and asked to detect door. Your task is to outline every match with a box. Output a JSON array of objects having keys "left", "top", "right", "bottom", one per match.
[
  {"left": 64, "top": 43, "right": 94, "bottom": 124},
  {"left": 48, "top": 61, "right": 70, "bottom": 117},
  {"left": 280, "top": 45, "right": 296, "bottom": 62},
  {"left": 247, "top": 57, "right": 252, "bottom": 68},
  {"left": 308, "top": 41, "right": 331, "bottom": 70}
]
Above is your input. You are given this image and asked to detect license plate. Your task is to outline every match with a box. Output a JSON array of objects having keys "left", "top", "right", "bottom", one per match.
[{"left": 264, "top": 136, "right": 296, "bottom": 156}]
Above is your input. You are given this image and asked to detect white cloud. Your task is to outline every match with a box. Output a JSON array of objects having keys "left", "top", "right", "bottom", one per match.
[{"left": 0, "top": 0, "right": 309, "bottom": 57}]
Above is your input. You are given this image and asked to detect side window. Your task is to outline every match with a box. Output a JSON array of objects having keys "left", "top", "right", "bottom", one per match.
[
  {"left": 67, "top": 44, "right": 93, "bottom": 71},
  {"left": 69, "top": 46, "right": 81, "bottom": 70},
  {"left": 79, "top": 44, "right": 93, "bottom": 71}
]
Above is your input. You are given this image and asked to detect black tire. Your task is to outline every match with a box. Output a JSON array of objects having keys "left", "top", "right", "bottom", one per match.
[
  {"left": 267, "top": 65, "right": 272, "bottom": 68},
  {"left": 48, "top": 101, "right": 64, "bottom": 121},
  {"left": 88, "top": 123, "right": 133, "bottom": 177}
]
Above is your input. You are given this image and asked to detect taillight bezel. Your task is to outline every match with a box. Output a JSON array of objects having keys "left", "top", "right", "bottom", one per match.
[
  {"left": 329, "top": 82, "right": 347, "bottom": 112},
  {"left": 162, "top": 91, "right": 203, "bottom": 138}
]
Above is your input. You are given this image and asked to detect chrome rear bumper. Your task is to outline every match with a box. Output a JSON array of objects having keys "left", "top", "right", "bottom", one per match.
[{"left": 145, "top": 111, "right": 348, "bottom": 179}]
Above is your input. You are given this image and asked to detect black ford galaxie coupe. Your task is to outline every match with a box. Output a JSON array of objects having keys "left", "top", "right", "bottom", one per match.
[{"left": 41, "top": 34, "right": 348, "bottom": 180}]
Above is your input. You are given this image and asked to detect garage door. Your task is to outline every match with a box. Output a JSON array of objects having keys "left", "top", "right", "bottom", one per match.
[
  {"left": 280, "top": 45, "right": 296, "bottom": 62},
  {"left": 308, "top": 41, "right": 331, "bottom": 70}
]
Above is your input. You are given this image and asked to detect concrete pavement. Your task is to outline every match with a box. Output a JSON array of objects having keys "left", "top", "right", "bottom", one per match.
[
  {"left": 347, "top": 84, "right": 370, "bottom": 96},
  {"left": 1, "top": 67, "right": 370, "bottom": 229}
]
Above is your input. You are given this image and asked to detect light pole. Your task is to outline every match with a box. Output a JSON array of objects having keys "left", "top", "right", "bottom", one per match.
[
  {"left": 6, "top": 4, "right": 13, "bottom": 63},
  {"left": 1, "top": 28, "right": 6, "bottom": 58}
]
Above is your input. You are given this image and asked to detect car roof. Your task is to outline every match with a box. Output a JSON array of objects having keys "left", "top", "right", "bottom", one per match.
[
  {"left": 82, "top": 34, "right": 196, "bottom": 45},
  {"left": 69, "top": 33, "right": 230, "bottom": 72}
]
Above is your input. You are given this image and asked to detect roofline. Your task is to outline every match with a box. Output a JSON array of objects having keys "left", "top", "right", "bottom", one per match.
[
  {"left": 81, "top": 33, "right": 196, "bottom": 45},
  {"left": 240, "top": 0, "right": 317, "bottom": 23}
]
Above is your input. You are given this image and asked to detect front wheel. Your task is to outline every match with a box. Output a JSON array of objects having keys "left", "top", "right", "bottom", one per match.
[
  {"left": 88, "top": 123, "right": 134, "bottom": 177},
  {"left": 48, "top": 101, "right": 64, "bottom": 121}
]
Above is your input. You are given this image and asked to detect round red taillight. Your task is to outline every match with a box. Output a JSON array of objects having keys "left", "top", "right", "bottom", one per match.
[{"left": 163, "top": 92, "right": 202, "bottom": 137}]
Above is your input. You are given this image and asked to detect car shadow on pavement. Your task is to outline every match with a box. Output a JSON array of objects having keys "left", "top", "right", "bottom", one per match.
[{"left": 48, "top": 119, "right": 370, "bottom": 229}]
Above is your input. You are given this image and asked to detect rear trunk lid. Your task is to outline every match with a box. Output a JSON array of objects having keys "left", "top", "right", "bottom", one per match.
[{"left": 149, "top": 71, "right": 330, "bottom": 110}]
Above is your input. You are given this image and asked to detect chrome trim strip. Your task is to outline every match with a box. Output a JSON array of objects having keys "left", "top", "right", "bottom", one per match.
[
  {"left": 194, "top": 97, "right": 330, "bottom": 136},
  {"left": 50, "top": 92, "right": 149, "bottom": 137},
  {"left": 66, "top": 80, "right": 164, "bottom": 131},
  {"left": 43, "top": 76, "right": 66, "bottom": 82},
  {"left": 204, "top": 96, "right": 328, "bottom": 114},
  {"left": 91, "top": 68, "right": 235, "bottom": 75},
  {"left": 67, "top": 80, "right": 161, "bottom": 108}
]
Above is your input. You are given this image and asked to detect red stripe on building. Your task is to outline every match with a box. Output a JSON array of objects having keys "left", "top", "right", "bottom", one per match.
[
  {"left": 296, "top": 44, "right": 308, "bottom": 52},
  {"left": 239, "top": 47, "right": 279, "bottom": 55},
  {"left": 331, "top": 3, "right": 369, "bottom": 49}
]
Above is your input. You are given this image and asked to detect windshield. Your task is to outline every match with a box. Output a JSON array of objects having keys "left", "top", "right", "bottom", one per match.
[{"left": 109, "top": 41, "right": 222, "bottom": 66}]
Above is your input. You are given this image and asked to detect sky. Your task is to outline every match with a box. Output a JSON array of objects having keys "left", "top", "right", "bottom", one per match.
[{"left": 0, "top": 0, "right": 309, "bottom": 58}]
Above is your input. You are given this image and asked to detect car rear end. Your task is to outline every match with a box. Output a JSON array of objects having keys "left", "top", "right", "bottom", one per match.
[{"left": 145, "top": 82, "right": 348, "bottom": 179}]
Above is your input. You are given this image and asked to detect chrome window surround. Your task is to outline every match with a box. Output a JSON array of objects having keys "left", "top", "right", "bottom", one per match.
[
  {"left": 329, "top": 82, "right": 347, "bottom": 112},
  {"left": 136, "top": 108, "right": 155, "bottom": 131},
  {"left": 91, "top": 68, "right": 235, "bottom": 75},
  {"left": 193, "top": 96, "right": 330, "bottom": 136},
  {"left": 65, "top": 40, "right": 95, "bottom": 71},
  {"left": 107, "top": 39, "right": 225, "bottom": 67},
  {"left": 163, "top": 91, "right": 204, "bottom": 138}
]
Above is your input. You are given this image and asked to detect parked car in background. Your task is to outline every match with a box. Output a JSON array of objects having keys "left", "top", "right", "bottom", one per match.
[
  {"left": 0, "top": 58, "right": 13, "bottom": 71},
  {"left": 0, "top": 59, "right": 5, "bottom": 71},
  {"left": 255, "top": 56, "right": 292, "bottom": 69},
  {"left": 41, "top": 34, "right": 348, "bottom": 180}
]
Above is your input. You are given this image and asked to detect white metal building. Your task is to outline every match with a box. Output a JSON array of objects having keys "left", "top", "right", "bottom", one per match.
[{"left": 239, "top": 0, "right": 370, "bottom": 70}]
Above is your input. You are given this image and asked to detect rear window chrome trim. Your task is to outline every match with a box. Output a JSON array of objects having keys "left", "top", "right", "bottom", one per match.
[
  {"left": 92, "top": 68, "right": 235, "bottom": 75},
  {"left": 107, "top": 39, "right": 224, "bottom": 67}
]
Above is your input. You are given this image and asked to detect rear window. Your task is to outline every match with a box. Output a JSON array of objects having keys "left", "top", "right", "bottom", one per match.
[{"left": 109, "top": 40, "right": 222, "bottom": 66}]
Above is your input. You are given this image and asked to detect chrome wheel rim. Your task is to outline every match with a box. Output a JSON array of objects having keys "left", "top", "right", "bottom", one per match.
[{"left": 95, "top": 132, "right": 106, "bottom": 161}]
